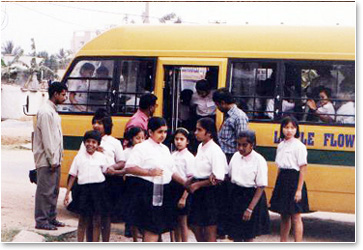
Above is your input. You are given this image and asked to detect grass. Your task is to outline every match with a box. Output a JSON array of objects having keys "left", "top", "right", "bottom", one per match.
[
  {"left": 1, "top": 229, "right": 21, "bottom": 242},
  {"left": 41, "top": 231, "right": 77, "bottom": 242}
]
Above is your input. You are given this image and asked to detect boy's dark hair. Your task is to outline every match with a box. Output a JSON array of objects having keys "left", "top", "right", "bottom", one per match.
[
  {"left": 238, "top": 130, "right": 256, "bottom": 149},
  {"left": 124, "top": 126, "right": 145, "bottom": 148},
  {"left": 180, "top": 89, "right": 193, "bottom": 105},
  {"left": 280, "top": 116, "right": 300, "bottom": 139},
  {"left": 83, "top": 130, "right": 102, "bottom": 145},
  {"left": 320, "top": 87, "right": 332, "bottom": 99},
  {"left": 92, "top": 108, "right": 113, "bottom": 135},
  {"left": 195, "top": 79, "right": 211, "bottom": 92},
  {"left": 81, "top": 62, "right": 95, "bottom": 73},
  {"left": 48, "top": 81, "right": 68, "bottom": 99},
  {"left": 197, "top": 117, "right": 219, "bottom": 145},
  {"left": 148, "top": 117, "right": 167, "bottom": 132},
  {"left": 139, "top": 93, "right": 158, "bottom": 110},
  {"left": 96, "top": 66, "right": 109, "bottom": 76},
  {"left": 212, "top": 88, "right": 235, "bottom": 104}
]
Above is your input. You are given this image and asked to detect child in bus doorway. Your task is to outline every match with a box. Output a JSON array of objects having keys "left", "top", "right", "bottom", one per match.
[
  {"left": 170, "top": 128, "right": 195, "bottom": 242},
  {"left": 226, "top": 130, "right": 270, "bottom": 242},
  {"left": 187, "top": 118, "right": 228, "bottom": 242},
  {"left": 64, "top": 130, "right": 111, "bottom": 242},
  {"left": 269, "top": 116, "right": 310, "bottom": 242},
  {"left": 191, "top": 79, "right": 216, "bottom": 122}
]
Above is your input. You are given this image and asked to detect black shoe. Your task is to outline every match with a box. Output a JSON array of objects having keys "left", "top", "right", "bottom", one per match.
[
  {"left": 35, "top": 223, "right": 57, "bottom": 230},
  {"left": 50, "top": 219, "right": 65, "bottom": 227}
]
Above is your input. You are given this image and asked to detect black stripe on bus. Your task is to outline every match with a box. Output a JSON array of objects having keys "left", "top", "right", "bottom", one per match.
[
  {"left": 64, "top": 136, "right": 355, "bottom": 167},
  {"left": 256, "top": 146, "right": 355, "bottom": 167},
  {"left": 63, "top": 135, "right": 123, "bottom": 151}
]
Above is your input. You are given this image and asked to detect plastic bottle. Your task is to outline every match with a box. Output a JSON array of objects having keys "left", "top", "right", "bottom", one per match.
[{"left": 152, "top": 175, "right": 164, "bottom": 206}]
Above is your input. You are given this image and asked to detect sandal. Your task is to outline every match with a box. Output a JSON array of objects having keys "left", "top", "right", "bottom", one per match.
[
  {"left": 50, "top": 219, "right": 65, "bottom": 227},
  {"left": 35, "top": 223, "right": 58, "bottom": 230}
]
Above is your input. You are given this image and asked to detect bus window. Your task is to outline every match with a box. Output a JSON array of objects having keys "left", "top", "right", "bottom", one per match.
[
  {"left": 60, "top": 59, "right": 114, "bottom": 113},
  {"left": 283, "top": 62, "right": 355, "bottom": 125},
  {"left": 116, "top": 59, "right": 155, "bottom": 115},
  {"left": 229, "top": 61, "right": 277, "bottom": 120}
]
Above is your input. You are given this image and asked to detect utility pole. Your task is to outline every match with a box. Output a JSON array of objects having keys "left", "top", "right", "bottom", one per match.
[{"left": 143, "top": 2, "right": 150, "bottom": 23}]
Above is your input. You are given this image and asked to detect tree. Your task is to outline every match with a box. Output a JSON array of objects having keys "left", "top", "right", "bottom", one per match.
[
  {"left": 1, "top": 40, "right": 22, "bottom": 56},
  {"left": 159, "top": 13, "right": 182, "bottom": 24},
  {"left": 56, "top": 48, "right": 72, "bottom": 69}
]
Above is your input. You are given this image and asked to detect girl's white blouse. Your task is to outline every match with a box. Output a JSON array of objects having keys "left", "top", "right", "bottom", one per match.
[
  {"left": 194, "top": 139, "right": 228, "bottom": 181},
  {"left": 275, "top": 137, "right": 308, "bottom": 171},
  {"left": 229, "top": 150, "right": 268, "bottom": 188},
  {"left": 125, "top": 138, "right": 176, "bottom": 184},
  {"left": 171, "top": 148, "right": 195, "bottom": 180}
]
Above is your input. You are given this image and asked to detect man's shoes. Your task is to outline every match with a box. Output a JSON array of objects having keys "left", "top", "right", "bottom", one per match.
[
  {"left": 35, "top": 223, "right": 58, "bottom": 230},
  {"left": 49, "top": 219, "right": 65, "bottom": 227}
]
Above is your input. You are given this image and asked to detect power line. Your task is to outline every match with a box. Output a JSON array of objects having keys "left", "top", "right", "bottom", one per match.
[
  {"left": 10, "top": 2, "right": 94, "bottom": 29},
  {"left": 45, "top": 2, "right": 200, "bottom": 24}
]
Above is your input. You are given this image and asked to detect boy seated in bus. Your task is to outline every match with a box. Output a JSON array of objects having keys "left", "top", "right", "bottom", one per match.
[
  {"left": 69, "top": 63, "right": 95, "bottom": 112},
  {"left": 89, "top": 66, "right": 110, "bottom": 111},
  {"left": 190, "top": 79, "right": 216, "bottom": 121},
  {"left": 306, "top": 87, "right": 335, "bottom": 123}
]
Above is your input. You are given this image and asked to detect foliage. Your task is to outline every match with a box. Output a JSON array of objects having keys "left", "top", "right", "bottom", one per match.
[
  {"left": 1, "top": 41, "right": 22, "bottom": 56},
  {"left": 159, "top": 12, "right": 182, "bottom": 23}
]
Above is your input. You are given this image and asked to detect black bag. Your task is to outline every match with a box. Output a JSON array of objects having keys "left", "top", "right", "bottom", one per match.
[{"left": 29, "top": 169, "right": 37, "bottom": 184}]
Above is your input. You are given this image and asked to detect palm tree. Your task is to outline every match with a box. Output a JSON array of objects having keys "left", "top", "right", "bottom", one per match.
[{"left": 56, "top": 48, "right": 72, "bottom": 69}]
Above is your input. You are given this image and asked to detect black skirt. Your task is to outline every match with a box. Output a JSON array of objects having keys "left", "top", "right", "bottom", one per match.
[
  {"left": 77, "top": 181, "right": 111, "bottom": 216},
  {"left": 170, "top": 180, "right": 191, "bottom": 216},
  {"left": 188, "top": 179, "right": 219, "bottom": 227},
  {"left": 122, "top": 176, "right": 177, "bottom": 235},
  {"left": 226, "top": 183, "right": 270, "bottom": 240},
  {"left": 105, "top": 175, "right": 126, "bottom": 221},
  {"left": 269, "top": 169, "right": 310, "bottom": 215}
]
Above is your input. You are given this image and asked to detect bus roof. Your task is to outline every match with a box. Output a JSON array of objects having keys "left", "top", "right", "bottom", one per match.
[{"left": 76, "top": 25, "right": 355, "bottom": 60}]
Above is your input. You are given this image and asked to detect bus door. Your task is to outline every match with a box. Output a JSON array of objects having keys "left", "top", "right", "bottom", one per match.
[{"left": 155, "top": 58, "right": 228, "bottom": 151}]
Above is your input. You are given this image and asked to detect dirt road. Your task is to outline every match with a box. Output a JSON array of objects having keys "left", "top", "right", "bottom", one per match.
[{"left": 1, "top": 119, "right": 356, "bottom": 242}]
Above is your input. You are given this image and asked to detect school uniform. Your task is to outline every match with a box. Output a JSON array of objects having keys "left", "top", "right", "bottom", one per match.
[
  {"left": 170, "top": 148, "right": 195, "bottom": 216},
  {"left": 68, "top": 150, "right": 111, "bottom": 216},
  {"left": 188, "top": 139, "right": 228, "bottom": 227},
  {"left": 269, "top": 137, "right": 310, "bottom": 215},
  {"left": 68, "top": 135, "right": 125, "bottom": 219},
  {"left": 123, "top": 138, "right": 178, "bottom": 235},
  {"left": 226, "top": 150, "right": 270, "bottom": 240}
]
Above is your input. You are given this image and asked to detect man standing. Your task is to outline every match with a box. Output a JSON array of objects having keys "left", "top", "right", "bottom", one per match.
[
  {"left": 213, "top": 88, "right": 249, "bottom": 163},
  {"left": 125, "top": 93, "right": 158, "bottom": 132},
  {"left": 34, "top": 81, "right": 68, "bottom": 230}
]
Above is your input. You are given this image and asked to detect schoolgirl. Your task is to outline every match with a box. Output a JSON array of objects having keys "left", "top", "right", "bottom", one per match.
[
  {"left": 68, "top": 108, "right": 126, "bottom": 242},
  {"left": 64, "top": 130, "right": 110, "bottom": 242},
  {"left": 187, "top": 117, "right": 228, "bottom": 242},
  {"left": 122, "top": 117, "right": 186, "bottom": 242},
  {"left": 123, "top": 126, "right": 146, "bottom": 161},
  {"left": 269, "top": 116, "right": 310, "bottom": 242},
  {"left": 121, "top": 126, "right": 145, "bottom": 242},
  {"left": 226, "top": 130, "right": 270, "bottom": 242},
  {"left": 170, "top": 127, "right": 195, "bottom": 242}
]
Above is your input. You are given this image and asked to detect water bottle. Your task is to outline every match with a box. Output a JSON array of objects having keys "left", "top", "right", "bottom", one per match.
[{"left": 152, "top": 175, "right": 164, "bottom": 206}]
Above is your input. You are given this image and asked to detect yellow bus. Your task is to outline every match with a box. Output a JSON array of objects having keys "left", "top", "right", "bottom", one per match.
[{"left": 57, "top": 25, "right": 355, "bottom": 214}]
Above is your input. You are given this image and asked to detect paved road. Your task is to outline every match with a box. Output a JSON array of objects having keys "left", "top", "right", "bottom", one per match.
[{"left": 1, "top": 147, "right": 356, "bottom": 242}]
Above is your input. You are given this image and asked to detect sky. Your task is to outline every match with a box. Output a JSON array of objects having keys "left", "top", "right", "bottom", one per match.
[{"left": 1, "top": 1, "right": 356, "bottom": 55}]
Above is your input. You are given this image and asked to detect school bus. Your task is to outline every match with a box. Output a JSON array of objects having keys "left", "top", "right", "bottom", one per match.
[{"left": 57, "top": 25, "right": 355, "bottom": 214}]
